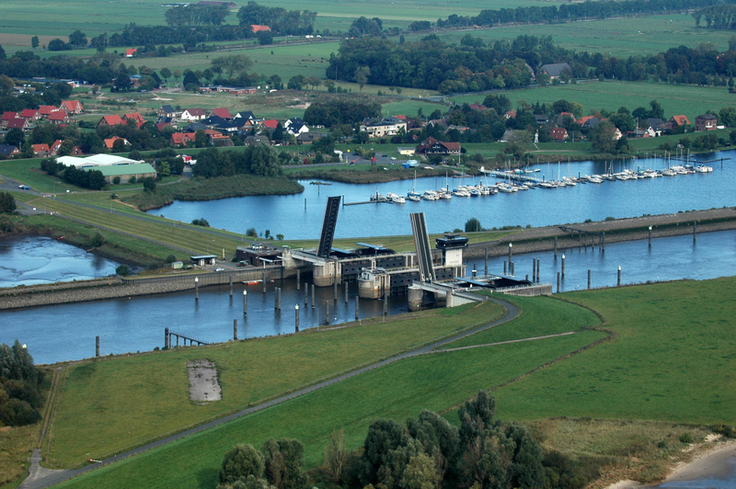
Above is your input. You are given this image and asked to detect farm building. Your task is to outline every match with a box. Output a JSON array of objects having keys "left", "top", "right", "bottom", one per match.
[{"left": 95, "top": 163, "right": 157, "bottom": 184}]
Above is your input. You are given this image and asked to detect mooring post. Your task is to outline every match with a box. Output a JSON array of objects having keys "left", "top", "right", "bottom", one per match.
[
  {"left": 556, "top": 271, "right": 561, "bottom": 293},
  {"left": 194, "top": 277, "right": 199, "bottom": 301},
  {"left": 508, "top": 243, "right": 513, "bottom": 268},
  {"left": 602, "top": 232, "right": 605, "bottom": 252},
  {"left": 536, "top": 258, "right": 541, "bottom": 282},
  {"left": 484, "top": 247, "right": 488, "bottom": 276},
  {"left": 325, "top": 300, "right": 330, "bottom": 325},
  {"left": 617, "top": 266, "right": 622, "bottom": 287},
  {"left": 311, "top": 284, "right": 315, "bottom": 309},
  {"left": 561, "top": 254, "right": 566, "bottom": 278},
  {"left": 532, "top": 258, "right": 536, "bottom": 282},
  {"left": 229, "top": 275, "right": 233, "bottom": 297},
  {"left": 648, "top": 226, "right": 652, "bottom": 248},
  {"left": 233, "top": 319, "right": 238, "bottom": 341},
  {"left": 295, "top": 305, "right": 300, "bottom": 332},
  {"left": 511, "top": 262, "right": 515, "bottom": 276},
  {"left": 503, "top": 261, "right": 507, "bottom": 275},
  {"left": 333, "top": 280, "right": 338, "bottom": 302},
  {"left": 344, "top": 283, "right": 348, "bottom": 304},
  {"left": 472, "top": 268, "right": 477, "bottom": 279},
  {"left": 693, "top": 222, "right": 697, "bottom": 243},
  {"left": 164, "top": 327, "right": 169, "bottom": 349},
  {"left": 525, "top": 274, "right": 529, "bottom": 281},
  {"left": 355, "top": 296, "right": 360, "bottom": 320},
  {"left": 277, "top": 288, "right": 282, "bottom": 311},
  {"left": 96, "top": 335, "right": 100, "bottom": 358},
  {"left": 262, "top": 270, "right": 266, "bottom": 294},
  {"left": 296, "top": 270, "right": 300, "bottom": 289},
  {"left": 587, "top": 270, "right": 591, "bottom": 290},
  {"left": 304, "top": 285, "right": 308, "bottom": 306},
  {"left": 243, "top": 290, "right": 247, "bottom": 316},
  {"left": 554, "top": 237, "right": 558, "bottom": 258}
]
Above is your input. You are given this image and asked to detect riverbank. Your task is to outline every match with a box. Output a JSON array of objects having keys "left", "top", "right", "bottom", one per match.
[
  {"left": 121, "top": 174, "right": 304, "bottom": 211},
  {"left": 464, "top": 207, "right": 736, "bottom": 259},
  {"left": 603, "top": 437, "right": 736, "bottom": 489}
]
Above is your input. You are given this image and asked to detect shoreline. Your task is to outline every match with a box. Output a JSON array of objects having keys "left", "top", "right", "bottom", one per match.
[{"left": 604, "top": 437, "right": 736, "bottom": 489}]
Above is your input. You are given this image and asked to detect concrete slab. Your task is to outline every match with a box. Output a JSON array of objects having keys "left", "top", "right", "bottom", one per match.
[{"left": 187, "top": 360, "right": 221, "bottom": 403}]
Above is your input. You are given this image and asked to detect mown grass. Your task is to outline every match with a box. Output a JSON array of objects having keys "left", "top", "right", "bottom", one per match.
[
  {"left": 493, "top": 277, "right": 736, "bottom": 425},
  {"left": 47, "top": 301, "right": 504, "bottom": 467},
  {"left": 443, "top": 294, "right": 601, "bottom": 348},
  {"left": 55, "top": 330, "right": 604, "bottom": 488}
]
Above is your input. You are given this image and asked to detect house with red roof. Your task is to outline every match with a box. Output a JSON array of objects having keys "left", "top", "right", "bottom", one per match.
[
  {"left": 32, "top": 144, "right": 51, "bottom": 157},
  {"left": 19, "top": 109, "right": 40, "bottom": 121},
  {"left": 469, "top": 104, "right": 487, "bottom": 111},
  {"left": 1, "top": 112, "right": 17, "bottom": 128},
  {"left": 550, "top": 128, "right": 569, "bottom": 141},
  {"left": 170, "top": 132, "right": 196, "bottom": 147},
  {"left": 577, "top": 115, "right": 596, "bottom": 126},
  {"left": 251, "top": 25, "right": 271, "bottom": 33},
  {"left": 98, "top": 115, "right": 124, "bottom": 127},
  {"left": 559, "top": 112, "right": 576, "bottom": 122},
  {"left": 50, "top": 140, "right": 64, "bottom": 155},
  {"left": 38, "top": 105, "right": 59, "bottom": 117},
  {"left": 156, "top": 122, "right": 173, "bottom": 132},
  {"left": 60, "top": 100, "right": 83, "bottom": 114},
  {"left": 0, "top": 144, "right": 22, "bottom": 158},
  {"left": 7, "top": 118, "right": 32, "bottom": 131},
  {"left": 669, "top": 115, "right": 690, "bottom": 127},
  {"left": 181, "top": 108, "right": 206, "bottom": 121},
  {"left": 104, "top": 136, "right": 130, "bottom": 150},
  {"left": 415, "top": 137, "right": 461, "bottom": 155},
  {"left": 48, "top": 112, "right": 71, "bottom": 125},
  {"left": 209, "top": 108, "right": 232, "bottom": 120},
  {"left": 125, "top": 48, "right": 137, "bottom": 58},
  {"left": 124, "top": 113, "right": 145, "bottom": 124},
  {"left": 260, "top": 119, "right": 278, "bottom": 131}
]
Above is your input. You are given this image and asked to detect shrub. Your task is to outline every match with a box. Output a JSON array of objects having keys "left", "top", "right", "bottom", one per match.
[
  {"left": 246, "top": 227, "right": 257, "bottom": 237},
  {"left": 0, "top": 398, "right": 41, "bottom": 426},
  {"left": 116, "top": 264, "right": 132, "bottom": 276},
  {"left": 90, "top": 230, "right": 106, "bottom": 248},
  {"left": 679, "top": 433, "right": 694, "bottom": 443},
  {"left": 166, "top": 254, "right": 177, "bottom": 263},
  {"left": 129, "top": 176, "right": 137, "bottom": 184},
  {"left": 113, "top": 176, "right": 121, "bottom": 185},
  {"left": 0, "top": 215, "right": 14, "bottom": 233},
  {"left": 191, "top": 218, "right": 210, "bottom": 227}
]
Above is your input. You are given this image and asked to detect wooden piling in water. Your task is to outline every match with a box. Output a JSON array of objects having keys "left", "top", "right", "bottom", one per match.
[
  {"left": 296, "top": 270, "right": 300, "bottom": 289},
  {"left": 243, "top": 290, "right": 247, "bottom": 316},
  {"left": 96, "top": 336, "right": 100, "bottom": 357},
  {"left": 233, "top": 319, "right": 238, "bottom": 340},
  {"left": 484, "top": 248, "right": 488, "bottom": 276},
  {"left": 229, "top": 276, "right": 233, "bottom": 297},
  {"left": 554, "top": 237, "right": 558, "bottom": 258},
  {"left": 617, "top": 266, "right": 622, "bottom": 287},
  {"left": 295, "top": 305, "right": 299, "bottom": 332},
  {"left": 557, "top": 272, "right": 560, "bottom": 293},
  {"left": 561, "top": 254, "right": 566, "bottom": 278},
  {"left": 587, "top": 270, "right": 591, "bottom": 290},
  {"left": 194, "top": 277, "right": 199, "bottom": 301},
  {"left": 311, "top": 284, "right": 315, "bottom": 309},
  {"left": 325, "top": 301, "right": 330, "bottom": 325},
  {"left": 355, "top": 296, "right": 360, "bottom": 320}
]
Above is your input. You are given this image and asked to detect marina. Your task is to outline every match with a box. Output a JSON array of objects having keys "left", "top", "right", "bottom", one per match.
[{"left": 149, "top": 150, "right": 736, "bottom": 240}]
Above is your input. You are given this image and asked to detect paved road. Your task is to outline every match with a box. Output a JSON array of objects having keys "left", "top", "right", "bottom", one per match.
[{"left": 20, "top": 296, "right": 518, "bottom": 489}]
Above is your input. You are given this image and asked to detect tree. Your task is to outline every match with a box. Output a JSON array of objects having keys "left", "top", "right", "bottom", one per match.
[
  {"left": 68, "top": 30, "right": 88, "bottom": 48},
  {"left": 288, "top": 75, "right": 305, "bottom": 90},
  {"left": 0, "top": 191, "right": 17, "bottom": 213},
  {"left": 115, "top": 69, "right": 132, "bottom": 91},
  {"left": 323, "top": 429, "right": 347, "bottom": 483},
  {"left": 220, "top": 444, "right": 266, "bottom": 486},
  {"left": 261, "top": 438, "right": 307, "bottom": 489},
  {"left": 211, "top": 54, "right": 253, "bottom": 79},
  {"left": 0, "top": 44, "right": 4, "bottom": 60},
  {"left": 589, "top": 121, "right": 619, "bottom": 154},
  {"left": 359, "top": 418, "right": 409, "bottom": 486},
  {"left": 465, "top": 218, "right": 482, "bottom": 232},
  {"left": 354, "top": 66, "right": 370, "bottom": 92},
  {"left": 115, "top": 264, "right": 131, "bottom": 276},
  {"left": 249, "top": 144, "right": 280, "bottom": 176},
  {"left": 160, "top": 67, "right": 172, "bottom": 84},
  {"left": 31, "top": 36, "right": 39, "bottom": 49},
  {"left": 4, "top": 128, "right": 25, "bottom": 147},
  {"left": 401, "top": 453, "right": 439, "bottom": 489},
  {"left": 143, "top": 177, "right": 156, "bottom": 192},
  {"left": 459, "top": 390, "right": 496, "bottom": 446}
]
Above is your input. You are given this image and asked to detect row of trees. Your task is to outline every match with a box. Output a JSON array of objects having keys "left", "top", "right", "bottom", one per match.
[
  {"left": 192, "top": 145, "right": 283, "bottom": 178},
  {"left": 303, "top": 100, "right": 382, "bottom": 127},
  {"left": 0, "top": 191, "right": 16, "bottom": 213},
  {"left": 236, "top": 2, "right": 317, "bottom": 36},
  {"left": 165, "top": 4, "right": 231, "bottom": 27},
  {"left": 0, "top": 341, "right": 44, "bottom": 427},
  {"left": 436, "top": 0, "right": 731, "bottom": 29},
  {"left": 40, "top": 159, "right": 107, "bottom": 190}
]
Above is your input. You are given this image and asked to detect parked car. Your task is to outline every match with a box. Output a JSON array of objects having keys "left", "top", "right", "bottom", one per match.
[
  {"left": 18, "top": 185, "right": 30, "bottom": 190},
  {"left": 215, "top": 267, "right": 225, "bottom": 272}
]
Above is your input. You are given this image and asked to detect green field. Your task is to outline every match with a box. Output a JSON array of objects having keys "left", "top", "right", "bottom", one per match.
[
  {"left": 452, "top": 81, "right": 736, "bottom": 127},
  {"left": 0, "top": 0, "right": 552, "bottom": 42},
  {"left": 47, "top": 302, "right": 504, "bottom": 467},
  {"left": 48, "top": 277, "right": 736, "bottom": 488},
  {"left": 426, "top": 14, "right": 736, "bottom": 57}
]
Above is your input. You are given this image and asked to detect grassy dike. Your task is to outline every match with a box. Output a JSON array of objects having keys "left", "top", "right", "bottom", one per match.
[{"left": 47, "top": 278, "right": 736, "bottom": 489}]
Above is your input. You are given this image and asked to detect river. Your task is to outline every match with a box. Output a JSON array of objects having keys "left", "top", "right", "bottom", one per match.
[
  {"left": 0, "top": 236, "right": 120, "bottom": 288},
  {"left": 148, "top": 151, "right": 736, "bottom": 240},
  {"left": 2, "top": 229, "right": 735, "bottom": 364}
]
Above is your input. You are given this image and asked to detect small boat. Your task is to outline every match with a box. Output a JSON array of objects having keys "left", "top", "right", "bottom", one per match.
[
  {"left": 386, "top": 193, "right": 406, "bottom": 204},
  {"left": 370, "top": 191, "right": 388, "bottom": 202},
  {"left": 407, "top": 194, "right": 421, "bottom": 202},
  {"left": 423, "top": 190, "right": 440, "bottom": 201}
]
